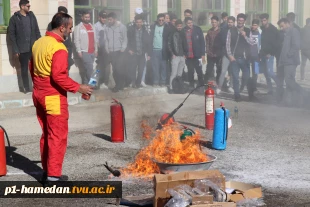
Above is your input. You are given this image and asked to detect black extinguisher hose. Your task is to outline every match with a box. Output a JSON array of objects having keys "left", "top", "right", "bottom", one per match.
[
  {"left": 222, "top": 107, "right": 228, "bottom": 144},
  {"left": 120, "top": 103, "right": 127, "bottom": 141},
  {"left": 0, "top": 125, "right": 13, "bottom": 163}
]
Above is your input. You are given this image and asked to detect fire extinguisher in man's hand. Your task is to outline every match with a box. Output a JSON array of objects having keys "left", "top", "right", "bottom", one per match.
[{"left": 205, "top": 82, "right": 215, "bottom": 130}]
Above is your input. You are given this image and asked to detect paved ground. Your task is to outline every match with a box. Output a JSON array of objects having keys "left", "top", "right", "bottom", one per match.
[{"left": 0, "top": 78, "right": 310, "bottom": 207}]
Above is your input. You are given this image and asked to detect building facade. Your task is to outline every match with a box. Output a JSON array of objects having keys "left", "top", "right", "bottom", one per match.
[{"left": 0, "top": 0, "right": 308, "bottom": 94}]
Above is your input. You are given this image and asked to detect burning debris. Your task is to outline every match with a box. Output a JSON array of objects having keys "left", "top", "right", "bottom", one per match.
[{"left": 120, "top": 121, "right": 210, "bottom": 178}]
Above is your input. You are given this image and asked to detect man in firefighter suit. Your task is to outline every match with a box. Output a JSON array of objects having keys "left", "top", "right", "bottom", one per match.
[{"left": 31, "top": 13, "right": 93, "bottom": 182}]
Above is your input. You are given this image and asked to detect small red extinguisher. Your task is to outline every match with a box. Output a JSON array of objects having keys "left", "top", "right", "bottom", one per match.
[
  {"left": 205, "top": 82, "right": 215, "bottom": 130},
  {"left": 0, "top": 126, "right": 13, "bottom": 176},
  {"left": 110, "top": 99, "right": 127, "bottom": 143}
]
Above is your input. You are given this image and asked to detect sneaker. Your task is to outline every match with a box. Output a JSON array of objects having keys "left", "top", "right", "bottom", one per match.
[
  {"left": 216, "top": 88, "right": 221, "bottom": 95},
  {"left": 100, "top": 83, "right": 108, "bottom": 89},
  {"left": 228, "top": 87, "right": 234, "bottom": 93},
  {"left": 141, "top": 82, "right": 147, "bottom": 87},
  {"left": 25, "top": 91, "right": 32, "bottom": 95}
]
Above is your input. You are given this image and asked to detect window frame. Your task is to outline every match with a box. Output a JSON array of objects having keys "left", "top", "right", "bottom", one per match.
[
  {"left": 191, "top": 0, "right": 230, "bottom": 32},
  {"left": 0, "top": 0, "right": 10, "bottom": 33},
  {"left": 279, "top": 0, "right": 288, "bottom": 19},
  {"left": 245, "top": 0, "right": 271, "bottom": 26},
  {"left": 167, "top": 0, "right": 181, "bottom": 20},
  {"left": 142, "top": 0, "right": 157, "bottom": 23},
  {"left": 74, "top": 0, "right": 130, "bottom": 25},
  {"left": 295, "top": 0, "right": 304, "bottom": 27}
]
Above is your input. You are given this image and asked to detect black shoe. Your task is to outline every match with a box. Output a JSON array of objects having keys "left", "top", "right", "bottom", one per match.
[
  {"left": 43, "top": 175, "right": 69, "bottom": 187},
  {"left": 41, "top": 171, "right": 47, "bottom": 182}
]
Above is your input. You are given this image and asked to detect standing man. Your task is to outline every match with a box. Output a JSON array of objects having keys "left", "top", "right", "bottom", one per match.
[
  {"left": 217, "top": 16, "right": 235, "bottom": 94},
  {"left": 220, "top": 12, "right": 228, "bottom": 30},
  {"left": 226, "top": 13, "right": 251, "bottom": 102},
  {"left": 94, "top": 10, "right": 109, "bottom": 89},
  {"left": 104, "top": 12, "right": 127, "bottom": 92},
  {"left": 286, "top": 12, "right": 301, "bottom": 32},
  {"left": 205, "top": 16, "right": 222, "bottom": 84},
  {"left": 184, "top": 17, "right": 206, "bottom": 89},
  {"left": 127, "top": 14, "right": 151, "bottom": 88},
  {"left": 128, "top": 8, "right": 150, "bottom": 32},
  {"left": 9, "top": 0, "right": 41, "bottom": 94},
  {"left": 150, "top": 13, "right": 170, "bottom": 87},
  {"left": 300, "top": 18, "right": 310, "bottom": 81},
  {"left": 259, "top": 13, "right": 278, "bottom": 94},
  {"left": 277, "top": 18, "right": 302, "bottom": 104},
  {"left": 168, "top": 19, "right": 188, "bottom": 90},
  {"left": 74, "top": 10, "right": 98, "bottom": 84},
  {"left": 47, "top": 6, "right": 74, "bottom": 71},
  {"left": 184, "top": 9, "right": 193, "bottom": 18},
  {"left": 31, "top": 13, "right": 93, "bottom": 182}
]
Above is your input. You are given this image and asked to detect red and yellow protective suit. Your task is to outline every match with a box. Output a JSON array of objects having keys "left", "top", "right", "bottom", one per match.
[{"left": 30, "top": 31, "right": 80, "bottom": 177}]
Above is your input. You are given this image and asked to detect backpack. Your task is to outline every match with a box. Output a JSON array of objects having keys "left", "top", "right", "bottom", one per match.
[{"left": 172, "top": 76, "right": 188, "bottom": 94}]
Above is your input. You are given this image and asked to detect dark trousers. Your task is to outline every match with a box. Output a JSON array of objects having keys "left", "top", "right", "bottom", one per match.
[
  {"left": 277, "top": 65, "right": 302, "bottom": 101},
  {"left": 230, "top": 57, "right": 250, "bottom": 98},
  {"left": 81, "top": 52, "right": 95, "bottom": 84},
  {"left": 97, "top": 49, "right": 110, "bottom": 85},
  {"left": 127, "top": 53, "right": 146, "bottom": 86},
  {"left": 108, "top": 51, "right": 125, "bottom": 90},
  {"left": 301, "top": 50, "right": 310, "bottom": 80},
  {"left": 250, "top": 59, "right": 258, "bottom": 91},
  {"left": 151, "top": 49, "right": 167, "bottom": 85},
  {"left": 19, "top": 52, "right": 32, "bottom": 92},
  {"left": 205, "top": 56, "right": 222, "bottom": 84},
  {"left": 185, "top": 58, "right": 204, "bottom": 87}
]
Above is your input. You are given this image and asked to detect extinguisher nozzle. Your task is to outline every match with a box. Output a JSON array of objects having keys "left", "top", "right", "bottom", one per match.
[{"left": 104, "top": 162, "right": 121, "bottom": 177}]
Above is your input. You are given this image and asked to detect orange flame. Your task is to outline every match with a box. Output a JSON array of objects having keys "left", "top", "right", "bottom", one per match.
[{"left": 121, "top": 121, "right": 209, "bottom": 178}]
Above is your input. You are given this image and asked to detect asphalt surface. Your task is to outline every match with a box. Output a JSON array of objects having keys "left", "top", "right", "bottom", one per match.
[{"left": 0, "top": 86, "right": 310, "bottom": 206}]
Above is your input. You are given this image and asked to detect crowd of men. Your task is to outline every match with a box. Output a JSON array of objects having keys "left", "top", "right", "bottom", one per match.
[{"left": 8, "top": 0, "right": 310, "bottom": 104}]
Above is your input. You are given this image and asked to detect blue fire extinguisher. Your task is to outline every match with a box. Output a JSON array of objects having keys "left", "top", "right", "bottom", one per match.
[{"left": 212, "top": 103, "right": 230, "bottom": 150}]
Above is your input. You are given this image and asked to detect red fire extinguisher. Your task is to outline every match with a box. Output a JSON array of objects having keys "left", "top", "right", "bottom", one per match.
[
  {"left": 0, "top": 125, "right": 13, "bottom": 176},
  {"left": 110, "top": 99, "right": 127, "bottom": 143},
  {"left": 205, "top": 82, "right": 215, "bottom": 130}
]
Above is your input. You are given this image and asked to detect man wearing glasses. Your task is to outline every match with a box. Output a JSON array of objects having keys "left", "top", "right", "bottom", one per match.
[{"left": 9, "top": 0, "right": 41, "bottom": 94}]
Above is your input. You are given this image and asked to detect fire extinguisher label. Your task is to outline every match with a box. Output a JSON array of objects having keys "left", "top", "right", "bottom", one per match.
[{"left": 206, "top": 97, "right": 213, "bottom": 113}]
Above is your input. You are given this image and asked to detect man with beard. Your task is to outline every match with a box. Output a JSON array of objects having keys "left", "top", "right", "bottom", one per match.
[
  {"left": 74, "top": 10, "right": 98, "bottom": 84},
  {"left": 31, "top": 13, "right": 93, "bottom": 183}
]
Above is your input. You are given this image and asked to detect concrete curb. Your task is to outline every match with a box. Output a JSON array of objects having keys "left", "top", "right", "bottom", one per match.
[{"left": 0, "top": 87, "right": 168, "bottom": 110}]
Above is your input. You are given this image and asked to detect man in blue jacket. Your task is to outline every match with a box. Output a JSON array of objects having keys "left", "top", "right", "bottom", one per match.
[{"left": 183, "top": 17, "right": 206, "bottom": 89}]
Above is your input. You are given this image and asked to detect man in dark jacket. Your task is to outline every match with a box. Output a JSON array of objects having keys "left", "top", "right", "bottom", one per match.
[
  {"left": 9, "top": 0, "right": 41, "bottom": 94},
  {"left": 127, "top": 14, "right": 151, "bottom": 88},
  {"left": 47, "top": 6, "right": 74, "bottom": 71},
  {"left": 150, "top": 13, "right": 170, "bottom": 86},
  {"left": 183, "top": 17, "right": 205, "bottom": 88},
  {"left": 226, "top": 13, "right": 251, "bottom": 102},
  {"left": 205, "top": 16, "right": 222, "bottom": 84},
  {"left": 168, "top": 19, "right": 188, "bottom": 90},
  {"left": 300, "top": 18, "right": 310, "bottom": 81},
  {"left": 286, "top": 12, "right": 301, "bottom": 33},
  {"left": 259, "top": 13, "right": 278, "bottom": 94},
  {"left": 277, "top": 18, "right": 302, "bottom": 104}
]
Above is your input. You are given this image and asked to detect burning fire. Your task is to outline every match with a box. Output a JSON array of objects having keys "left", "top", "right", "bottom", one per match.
[{"left": 121, "top": 121, "right": 209, "bottom": 178}]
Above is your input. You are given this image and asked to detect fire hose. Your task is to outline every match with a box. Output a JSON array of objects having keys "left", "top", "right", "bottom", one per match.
[
  {"left": 157, "top": 84, "right": 207, "bottom": 129},
  {"left": 0, "top": 125, "right": 14, "bottom": 163}
]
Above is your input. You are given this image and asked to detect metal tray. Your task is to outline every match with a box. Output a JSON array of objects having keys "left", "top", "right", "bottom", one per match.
[{"left": 153, "top": 154, "right": 217, "bottom": 174}]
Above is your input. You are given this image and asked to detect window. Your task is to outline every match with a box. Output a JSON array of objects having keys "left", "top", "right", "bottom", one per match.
[
  {"left": 246, "top": 0, "right": 268, "bottom": 25},
  {"left": 142, "top": 0, "right": 156, "bottom": 23},
  {"left": 192, "top": 0, "right": 227, "bottom": 28},
  {"left": 168, "top": 0, "right": 181, "bottom": 19},
  {"left": 74, "top": 0, "right": 129, "bottom": 25},
  {"left": 279, "top": 0, "right": 288, "bottom": 19},
  {"left": 0, "top": 0, "right": 10, "bottom": 28},
  {"left": 295, "top": 0, "right": 304, "bottom": 27}
]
